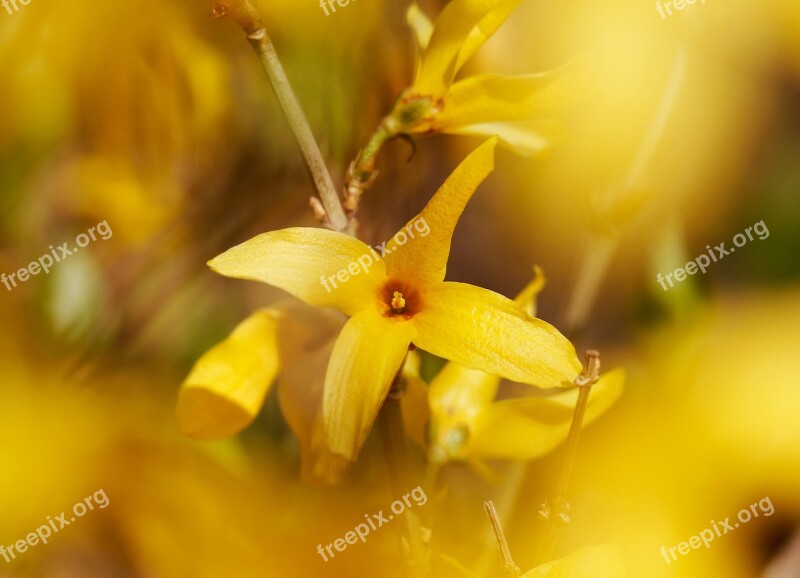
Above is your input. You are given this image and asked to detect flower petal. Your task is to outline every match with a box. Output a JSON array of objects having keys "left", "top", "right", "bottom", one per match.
[
  {"left": 443, "top": 119, "right": 566, "bottom": 157},
  {"left": 466, "top": 368, "right": 625, "bottom": 460},
  {"left": 400, "top": 351, "right": 431, "bottom": 449},
  {"left": 322, "top": 311, "right": 416, "bottom": 460},
  {"left": 412, "top": 282, "right": 582, "bottom": 388},
  {"left": 382, "top": 137, "right": 496, "bottom": 286},
  {"left": 427, "top": 362, "right": 500, "bottom": 463},
  {"left": 522, "top": 545, "right": 627, "bottom": 578},
  {"left": 407, "top": 3, "right": 434, "bottom": 52},
  {"left": 176, "top": 309, "right": 281, "bottom": 440},
  {"left": 436, "top": 56, "right": 597, "bottom": 129},
  {"left": 275, "top": 305, "right": 346, "bottom": 483},
  {"left": 208, "top": 227, "right": 386, "bottom": 317},
  {"left": 412, "top": 0, "right": 523, "bottom": 98}
]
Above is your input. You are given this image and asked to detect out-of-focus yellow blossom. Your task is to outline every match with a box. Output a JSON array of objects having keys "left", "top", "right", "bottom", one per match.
[
  {"left": 383, "top": 0, "right": 597, "bottom": 156},
  {"left": 559, "top": 288, "right": 800, "bottom": 577},
  {"left": 521, "top": 545, "right": 627, "bottom": 577},
  {"left": 425, "top": 269, "right": 625, "bottom": 466},
  {"left": 445, "top": 544, "right": 626, "bottom": 577},
  {"left": 176, "top": 301, "right": 346, "bottom": 481},
  {"left": 196, "top": 138, "right": 583, "bottom": 468},
  {"left": 0, "top": 0, "right": 231, "bottom": 245}
]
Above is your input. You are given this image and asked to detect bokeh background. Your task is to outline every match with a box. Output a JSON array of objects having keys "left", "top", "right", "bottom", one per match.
[{"left": 1, "top": 0, "right": 799, "bottom": 576}]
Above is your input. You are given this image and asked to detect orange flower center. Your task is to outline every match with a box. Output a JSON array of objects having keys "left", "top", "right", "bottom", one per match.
[{"left": 380, "top": 279, "right": 423, "bottom": 320}]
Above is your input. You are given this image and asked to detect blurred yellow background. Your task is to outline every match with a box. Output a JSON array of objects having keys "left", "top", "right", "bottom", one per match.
[{"left": 1, "top": 0, "right": 799, "bottom": 576}]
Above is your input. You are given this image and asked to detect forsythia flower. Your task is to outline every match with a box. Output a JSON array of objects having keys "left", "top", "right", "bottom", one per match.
[
  {"left": 386, "top": 0, "right": 596, "bottom": 156},
  {"left": 191, "top": 138, "right": 584, "bottom": 465},
  {"left": 425, "top": 269, "right": 625, "bottom": 467}
]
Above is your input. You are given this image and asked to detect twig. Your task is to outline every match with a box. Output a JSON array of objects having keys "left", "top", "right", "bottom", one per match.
[
  {"left": 483, "top": 500, "right": 522, "bottom": 576},
  {"left": 533, "top": 350, "right": 601, "bottom": 565},
  {"left": 211, "top": 0, "right": 349, "bottom": 232}
]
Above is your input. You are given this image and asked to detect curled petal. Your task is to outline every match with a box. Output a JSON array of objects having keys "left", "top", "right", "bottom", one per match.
[
  {"left": 176, "top": 310, "right": 281, "bottom": 440},
  {"left": 413, "top": 0, "right": 523, "bottom": 97}
]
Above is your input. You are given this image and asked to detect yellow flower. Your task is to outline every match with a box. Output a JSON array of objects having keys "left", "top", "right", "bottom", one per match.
[
  {"left": 424, "top": 268, "right": 625, "bottom": 467},
  {"left": 176, "top": 301, "right": 348, "bottom": 481},
  {"left": 198, "top": 138, "right": 582, "bottom": 463},
  {"left": 388, "top": 0, "right": 596, "bottom": 156}
]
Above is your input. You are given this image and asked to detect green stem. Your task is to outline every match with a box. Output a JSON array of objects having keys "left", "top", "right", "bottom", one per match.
[{"left": 214, "top": 0, "right": 349, "bottom": 232}]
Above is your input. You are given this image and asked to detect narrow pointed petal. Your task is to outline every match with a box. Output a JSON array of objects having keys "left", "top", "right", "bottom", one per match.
[
  {"left": 522, "top": 545, "right": 627, "bottom": 577},
  {"left": 412, "top": 0, "right": 522, "bottom": 98},
  {"left": 466, "top": 368, "right": 625, "bottom": 460},
  {"left": 399, "top": 351, "right": 431, "bottom": 448},
  {"left": 412, "top": 282, "right": 582, "bottom": 388},
  {"left": 444, "top": 119, "right": 566, "bottom": 157},
  {"left": 208, "top": 228, "right": 386, "bottom": 317},
  {"left": 515, "top": 265, "right": 547, "bottom": 316},
  {"left": 323, "top": 311, "right": 416, "bottom": 460},
  {"left": 436, "top": 56, "right": 597, "bottom": 129},
  {"left": 176, "top": 310, "right": 281, "bottom": 440},
  {"left": 382, "top": 138, "right": 496, "bottom": 286},
  {"left": 407, "top": 3, "right": 434, "bottom": 52}
]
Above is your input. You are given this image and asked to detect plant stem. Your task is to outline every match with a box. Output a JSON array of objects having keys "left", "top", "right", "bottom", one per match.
[
  {"left": 212, "top": 0, "right": 349, "bottom": 232},
  {"left": 484, "top": 500, "right": 522, "bottom": 577},
  {"left": 564, "top": 46, "right": 688, "bottom": 333},
  {"left": 533, "top": 351, "right": 600, "bottom": 566}
]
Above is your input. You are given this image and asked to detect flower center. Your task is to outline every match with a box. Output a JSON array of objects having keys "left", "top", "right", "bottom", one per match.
[
  {"left": 380, "top": 279, "right": 423, "bottom": 320},
  {"left": 391, "top": 291, "right": 407, "bottom": 314}
]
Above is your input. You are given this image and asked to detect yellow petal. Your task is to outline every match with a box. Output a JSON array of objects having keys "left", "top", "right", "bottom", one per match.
[
  {"left": 322, "top": 311, "right": 416, "bottom": 460},
  {"left": 515, "top": 265, "right": 547, "bottom": 316},
  {"left": 208, "top": 227, "right": 386, "bottom": 317},
  {"left": 274, "top": 305, "right": 346, "bottom": 483},
  {"left": 407, "top": 3, "right": 434, "bottom": 52},
  {"left": 435, "top": 56, "right": 597, "bottom": 130},
  {"left": 466, "top": 368, "right": 625, "bottom": 460},
  {"left": 382, "top": 137, "right": 496, "bottom": 286},
  {"left": 427, "top": 362, "right": 500, "bottom": 463},
  {"left": 443, "top": 119, "right": 566, "bottom": 157},
  {"left": 176, "top": 309, "right": 281, "bottom": 440},
  {"left": 412, "top": 282, "right": 582, "bottom": 388},
  {"left": 426, "top": 269, "right": 549, "bottom": 461},
  {"left": 413, "top": 0, "right": 523, "bottom": 98},
  {"left": 522, "top": 545, "right": 627, "bottom": 578},
  {"left": 400, "top": 351, "right": 431, "bottom": 449}
]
